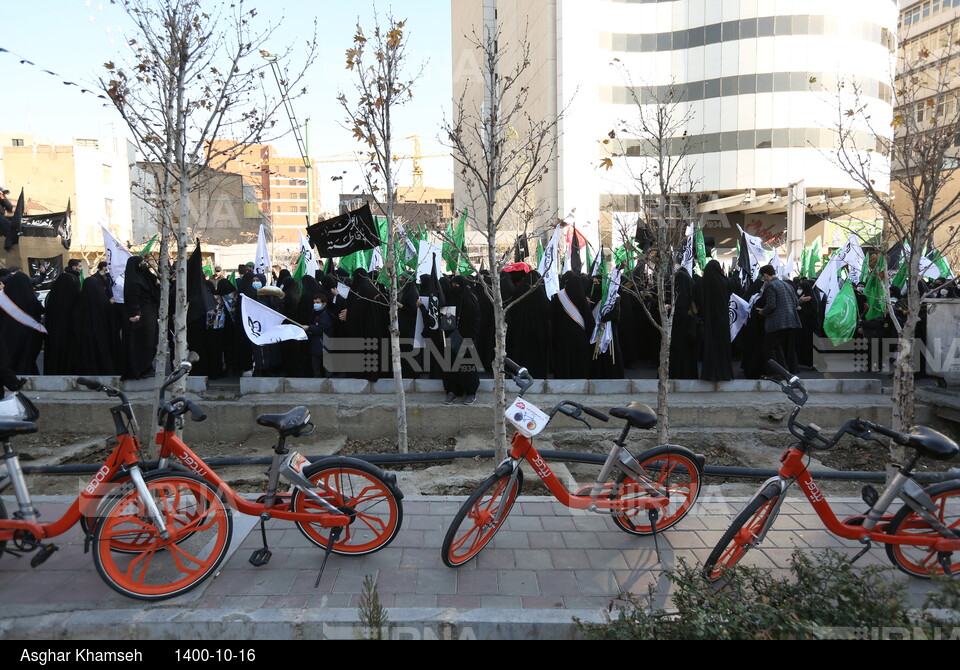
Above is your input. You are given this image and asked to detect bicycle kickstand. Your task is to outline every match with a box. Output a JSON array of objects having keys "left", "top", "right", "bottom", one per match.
[
  {"left": 249, "top": 514, "right": 272, "bottom": 567},
  {"left": 648, "top": 508, "right": 661, "bottom": 564},
  {"left": 315, "top": 527, "right": 342, "bottom": 588}
]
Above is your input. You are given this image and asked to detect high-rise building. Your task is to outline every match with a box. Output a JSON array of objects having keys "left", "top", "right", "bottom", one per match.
[
  {"left": 452, "top": 0, "right": 898, "bottom": 259},
  {"left": 893, "top": 0, "right": 960, "bottom": 267},
  {"left": 206, "top": 140, "right": 321, "bottom": 244}
]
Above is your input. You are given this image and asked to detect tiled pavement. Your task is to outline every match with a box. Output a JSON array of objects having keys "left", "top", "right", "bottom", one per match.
[{"left": 0, "top": 492, "right": 951, "bottom": 640}]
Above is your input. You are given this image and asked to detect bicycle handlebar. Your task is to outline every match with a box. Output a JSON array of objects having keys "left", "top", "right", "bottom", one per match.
[{"left": 77, "top": 377, "right": 103, "bottom": 391}]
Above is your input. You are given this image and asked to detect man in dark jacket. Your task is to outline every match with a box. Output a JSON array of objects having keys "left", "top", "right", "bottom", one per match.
[{"left": 756, "top": 264, "right": 801, "bottom": 374}]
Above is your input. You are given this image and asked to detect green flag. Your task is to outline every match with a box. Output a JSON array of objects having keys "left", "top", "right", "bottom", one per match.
[
  {"left": 536, "top": 239, "right": 544, "bottom": 267},
  {"left": 863, "top": 257, "right": 886, "bottom": 321},
  {"left": 586, "top": 243, "right": 594, "bottom": 272},
  {"left": 202, "top": 263, "right": 213, "bottom": 278},
  {"left": 79, "top": 265, "right": 85, "bottom": 290},
  {"left": 292, "top": 252, "right": 307, "bottom": 283},
  {"left": 892, "top": 255, "right": 909, "bottom": 290},
  {"left": 339, "top": 249, "right": 370, "bottom": 276},
  {"left": 443, "top": 207, "right": 469, "bottom": 274},
  {"left": 228, "top": 270, "right": 237, "bottom": 289},
  {"left": 823, "top": 281, "right": 859, "bottom": 346},
  {"left": 804, "top": 237, "right": 821, "bottom": 278},
  {"left": 137, "top": 234, "right": 158, "bottom": 257},
  {"left": 695, "top": 225, "right": 708, "bottom": 271},
  {"left": 322, "top": 257, "right": 334, "bottom": 275},
  {"left": 928, "top": 248, "right": 954, "bottom": 279}
]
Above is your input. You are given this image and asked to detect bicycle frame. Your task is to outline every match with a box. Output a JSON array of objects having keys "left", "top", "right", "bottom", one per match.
[
  {"left": 155, "top": 429, "right": 351, "bottom": 527},
  {"left": 764, "top": 446, "right": 960, "bottom": 552},
  {"left": 0, "top": 432, "right": 164, "bottom": 542},
  {"left": 504, "top": 431, "right": 670, "bottom": 513}
]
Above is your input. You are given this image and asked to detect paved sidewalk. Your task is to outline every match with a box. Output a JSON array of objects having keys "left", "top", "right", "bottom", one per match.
[{"left": 0, "top": 492, "right": 949, "bottom": 640}]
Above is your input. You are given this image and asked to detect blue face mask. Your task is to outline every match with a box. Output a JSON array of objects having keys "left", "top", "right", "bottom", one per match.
[
  {"left": 313, "top": 303, "right": 324, "bottom": 312},
  {"left": 252, "top": 281, "right": 263, "bottom": 290}
]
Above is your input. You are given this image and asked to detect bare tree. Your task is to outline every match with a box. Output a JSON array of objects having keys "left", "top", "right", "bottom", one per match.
[
  {"left": 339, "top": 13, "right": 423, "bottom": 454},
  {"left": 101, "top": 0, "right": 315, "bottom": 399},
  {"left": 444, "top": 26, "right": 562, "bottom": 458},
  {"left": 602, "top": 78, "right": 701, "bottom": 444},
  {"left": 830, "top": 33, "right": 960, "bottom": 437}
]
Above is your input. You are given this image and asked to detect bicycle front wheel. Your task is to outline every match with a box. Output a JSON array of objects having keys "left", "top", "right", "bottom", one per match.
[
  {"left": 92, "top": 474, "right": 233, "bottom": 600},
  {"left": 612, "top": 450, "right": 702, "bottom": 536},
  {"left": 291, "top": 458, "right": 403, "bottom": 556},
  {"left": 704, "top": 484, "right": 780, "bottom": 582},
  {"left": 442, "top": 469, "right": 523, "bottom": 568},
  {"left": 886, "top": 482, "right": 960, "bottom": 578}
]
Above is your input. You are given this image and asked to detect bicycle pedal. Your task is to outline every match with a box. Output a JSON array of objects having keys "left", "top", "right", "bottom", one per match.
[
  {"left": 861, "top": 485, "right": 879, "bottom": 507},
  {"left": 249, "top": 548, "right": 272, "bottom": 566},
  {"left": 30, "top": 544, "right": 58, "bottom": 568},
  {"left": 939, "top": 552, "right": 954, "bottom": 576}
]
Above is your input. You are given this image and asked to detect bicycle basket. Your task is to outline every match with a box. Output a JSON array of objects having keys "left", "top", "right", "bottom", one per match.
[{"left": 0, "top": 392, "right": 39, "bottom": 422}]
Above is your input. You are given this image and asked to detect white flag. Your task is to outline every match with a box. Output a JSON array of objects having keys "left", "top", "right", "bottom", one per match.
[
  {"left": 416, "top": 241, "right": 443, "bottom": 280},
  {"left": 255, "top": 224, "right": 271, "bottom": 280},
  {"left": 836, "top": 234, "right": 865, "bottom": 285},
  {"left": 539, "top": 224, "right": 562, "bottom": 300},
  {"left": 729, "top": 293, "right": 751, "bottom": 341},
  {"left": 298, "top": 231, "right": 319, "bottom": 278},
  {"left": 368, "top": 246, "right": 384, "bottom": 273},
  {"left": 681, "top": 224, "right": 695, "bottom": 276},
  {"left": 240, "top": 294, "right": 306, "bottom": 346},
  {"left": 591, "top": 268, "right": 622, "bottom": 352},
  {"left": 738, "top": 225, "right": 767, "bottom": 265},
  {"left": 784, "top": 249, "right": 795, "bottom": 280},
  {"left": 814, "top": 255, "right": 844, "bottom": 312},
  {"left": 101, "top": 224, "right": 132, "bottom": 303}
]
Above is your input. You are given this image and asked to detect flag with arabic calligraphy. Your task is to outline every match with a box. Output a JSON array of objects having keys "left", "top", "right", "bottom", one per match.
[{"left": 307, "top": 204, "right": 381, "bottom": 257}]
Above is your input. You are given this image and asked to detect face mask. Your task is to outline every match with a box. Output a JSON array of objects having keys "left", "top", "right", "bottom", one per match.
[
  {"left": 797, "top": 289, "right": 803, "bottom": 296},
  {"left": 252, "top": 281, "right": 263, "bottom": 290},
  {"left": 939, "top": 290, "right": 947, "bottom": 297},
  {"left": 313, "top": 303, "right": 324, "bottom": 312}
]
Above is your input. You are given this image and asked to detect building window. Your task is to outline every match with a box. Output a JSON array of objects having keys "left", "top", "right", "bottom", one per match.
[
  {"left": 104, "top": 198, "right": 114, "bottom": 223},
  {"left": 11, "top": 138, "right": 23, "bottom": 147}
]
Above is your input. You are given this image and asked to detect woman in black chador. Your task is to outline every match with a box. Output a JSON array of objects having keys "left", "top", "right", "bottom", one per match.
[
  {"left": 121, "top": 256, "right": 160, "bottom": 380},
  {"left": 551, "top": 270, "right": 595, "bottom": 379},
  {"left": 699, "top": 260, "right": 734, "bottom": 381},
  {"left": 74, "top": 270, "right": 117, "bottom": 375},
  {"left": 442, "top": 274, "right": 480, "bottom": 402},
  {"left": 0, "top": 272, "right": 44, "bottom": 375}
]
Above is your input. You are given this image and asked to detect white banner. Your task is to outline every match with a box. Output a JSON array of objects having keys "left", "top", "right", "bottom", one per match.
[
  {"left": 837, "top": 234, "right": 865, "bottom": 285},
  {"left": 101, "top": 224, "right": 132, "bottom": 304},
  {"left": 0, "top": 287, "right": 47, "bottom": 333},
  {"left": 814, "top": 256, "right": 844, "bottom": 312},
  {"left": 255, "top": 224, "right": 271, "bottom": 280},
  {"left": 240, "top": 294, "right": 306, "bottom": 345},
  {"left": 298, "top": 231, "right": 319, "bottom": 278},
  {"left": 539, "top": 224, "right": 562, "bottom": 300},
  {"left": 416, "top": 241, "right": 443, "bottom": 280}
]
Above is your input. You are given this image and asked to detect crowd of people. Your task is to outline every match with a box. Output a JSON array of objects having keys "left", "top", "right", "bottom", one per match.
[{"left": 0, "top": 252, "right": 954, "bottom": 404}]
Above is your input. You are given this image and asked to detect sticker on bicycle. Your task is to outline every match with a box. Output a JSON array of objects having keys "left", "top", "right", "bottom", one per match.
[
  {"left": 283, "top": 451, "right": 310, "bottom": 475},
  {"left": 505, "top": 397, "right": 549, "bottom": 437}
]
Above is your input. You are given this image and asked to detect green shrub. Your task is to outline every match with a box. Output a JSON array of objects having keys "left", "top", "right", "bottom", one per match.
[{"left": 577, "top": 550, "right": 925, "bottom": 640}]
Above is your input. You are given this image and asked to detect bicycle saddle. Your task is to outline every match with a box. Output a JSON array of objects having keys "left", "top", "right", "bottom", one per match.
[
  {"left": 905, "top": 426, "right": 960, "bottom": 461},
  {"left": 257, "top": 406, "right": 311, "bottom": 436},
  {"left": 609, "top": 402, "right": 657, "bottom": 430},
  {"left": 0, "top": 420, "right": 38, "bottom": 441}
]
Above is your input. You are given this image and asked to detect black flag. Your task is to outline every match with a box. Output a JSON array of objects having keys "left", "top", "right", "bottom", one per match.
[
  {"left": 570, "top": 225, "right": 583, "bottom": 274},
  {"left": 513, "top": 235, "right": 529, "bottom": 263},
  {"left": 307, "top": 204, "right": 381, "bottom": 257},
  {"left": 4, "top": 188, "right": 23, "bottom": 251}
]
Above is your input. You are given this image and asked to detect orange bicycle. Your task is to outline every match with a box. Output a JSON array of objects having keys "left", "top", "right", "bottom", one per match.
[
  {"left": 78, "top": 355, "right": 404, "bottom": 584},
  {"left": 0, "top": 382, "right": 232, "bottom": 601},
  {"left": 704, "top": 360, "right": 960, "bottom": 581},
  {"left": 441, "top": 358, "right": 704, "bottom": 567}
]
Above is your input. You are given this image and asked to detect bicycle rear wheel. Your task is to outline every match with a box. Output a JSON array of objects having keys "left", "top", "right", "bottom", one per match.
[
  {"left": 885, "top": 482, "right": 960, "bottom": 578},
  {"left": 612, "top": 450, "right": 702, "bottom": 536},
  {"left": 704, "top": 484, "right": 780, "bottom": 582},
  {"left": 442, "top": 469, "right": 523, "bottom": 568},
  {"left": 92, "top": 474, "right": 232, "bottom": 600},
  {"left": 291, "top": 458, "right": 403, "bottom": 556}
]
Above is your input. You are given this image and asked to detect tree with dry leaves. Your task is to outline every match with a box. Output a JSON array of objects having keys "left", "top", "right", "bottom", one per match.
[
  {"left": 339, "top": 13, "right": 422, "bottom": 454},
  {"left": 602, "top": 76, "right": 701, "bottom": 444},
  {"left": 444, "top": 26, "right": 562, "bottom": 458},
  {"left": 102, "top": 0, "right": 315, "bottom": 403},
  {"left": 831, "top": 32, "right": 960, "bottom": 439}
]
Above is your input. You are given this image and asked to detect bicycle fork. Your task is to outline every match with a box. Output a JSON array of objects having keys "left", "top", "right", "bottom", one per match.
[{"left": 129, "top": 467, "right": 171, "bottom": 542}]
